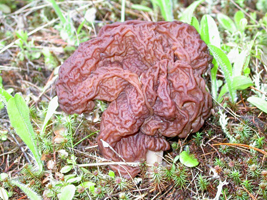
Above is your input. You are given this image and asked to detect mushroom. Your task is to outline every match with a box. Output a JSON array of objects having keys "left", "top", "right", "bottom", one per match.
[{"left": 56, "top": 21, "right": 212, "bottom": 178}]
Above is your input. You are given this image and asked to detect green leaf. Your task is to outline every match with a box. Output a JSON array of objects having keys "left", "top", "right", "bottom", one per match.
[
  {"left": 41, "top": 96, "right": 58, "bottom": 136},
  {"left": 234, "top": 10, "right": 245, "bottom": 31},
  {"left": 7, "top": 94, "right": 43, "bottom": 174},
  {"left": 200, "top": 15, "right": 209, "bottom": 44},
  {"left": 233, "top": 50, "right": 248, "bottom": 77},
  {"left": 0, "top": 88, "right": 13, "bottom": 106},
  {"left": 109, "top": 170, "right": 115, "bottom": 178},
  {"left": 0, "top": 187, "right": 8, "bottom": 200},
  {"left": 156, "top": 0, "right": 173, "bottom": 21},
  {"left": 60, "top": 165, "right": 73, "bottom": 174},
  {"left": 232, "top": 76, "right": 253, "bottom": 90},
  {"left": 10, "top": 180, "right": 42, "bottom": 200},
  {"left": 131, "top": 4, "right": 153, "bottom": 12},
  {"left": 180, "top": 0, "right": 204, "bottom": 24},
  {"left": 217, "top": 13, "right": 237, "bottom": 33},
  {"left": 208, "top": 45, "right": 235, "bottom": 102},
  {"left": 200, "top": 15, "right": 220, "bottom": 47},
  {"left": 210, "top": 59, "right": 219, "bottom": 100},
  {"left": 67, "top": 176, "right": 81, "bottom": 183},
  {"left": 179, "top": 151, "right": 199, "bottom": 167},
  {"left": 0, "top": 4, "right": 11, "bottom": 14},
  {"left": 247, "top": 96, "right": 267, "bottom": 114},
  {"left": 218, "top": 76, "right": 253, "bottom": 102},
  {"left": 206, "top": 15, "right": 221, "bottom": 47},
  {"left": 191, "top": 16, "right": 199, "bottom": 33},
  {"left": 59, "top": 185, "right": 76, "bottom": 200},
  {"left": 47, "top": 0, "right": 66, "bottom": 24}
]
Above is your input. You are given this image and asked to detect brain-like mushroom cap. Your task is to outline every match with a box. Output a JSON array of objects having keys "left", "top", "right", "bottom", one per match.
[{"left": 56, "top": 21, "right": 212, "bottom": 178}]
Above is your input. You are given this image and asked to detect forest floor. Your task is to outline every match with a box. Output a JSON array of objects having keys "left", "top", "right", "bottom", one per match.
[{"left": 0, "top": 0, "right": 267, "bottom": 199}]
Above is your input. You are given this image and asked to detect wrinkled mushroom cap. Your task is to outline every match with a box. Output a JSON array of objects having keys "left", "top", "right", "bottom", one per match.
[{"left": 56, "top": 21, "right": 212, "bottom": 178}]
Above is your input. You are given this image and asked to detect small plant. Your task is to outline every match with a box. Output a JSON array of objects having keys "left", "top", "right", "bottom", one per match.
[
  {"left": 214, "top": 158, "right": 225, "bottom": 167},
  {"left": 233, "top": 124, "right": 252, "bottom": 143},
  {"left": 241, "top": 179, "right": 253, "bottom": 192},
  {"left": 229, "top": 170, "right": 241, "bottom": 184},
  {"left": 15, "top": 30, "right": 41, "bottom": 61},
  {"left": 198, "top": 174, "right": 209, "bottom": 192},
  {"left": 193, "top": 132, "right": 203, "bottom": 146},
  {"left": 248, "top": 164, "right": 261, "bottom": 178},
  {"left": 219, "top": 145, "right": 231, "bottom": 154},
  {"left": 172, "top": 164, "right": 188, "bottom": 188},
  {"left": 115, "top": 177, "right": 128, "bottom": 191}
]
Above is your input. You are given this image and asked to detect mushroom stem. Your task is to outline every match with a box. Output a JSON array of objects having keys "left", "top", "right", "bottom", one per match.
[{"left": 146, "top": 150, "right": 163, "bottom": 167}]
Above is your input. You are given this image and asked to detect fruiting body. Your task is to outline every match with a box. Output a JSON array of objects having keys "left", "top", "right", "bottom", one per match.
[{"left": 56, "top": 21, "right": 212, "bottom": 178}]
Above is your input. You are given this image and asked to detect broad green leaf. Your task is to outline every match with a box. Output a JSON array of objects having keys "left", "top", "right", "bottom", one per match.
[
  {"left": 0, "top": 187, "right": 8, "bottom": 200},
  {"left": 233, "top": 50, "right": 248, "bottom": 77},
  {"left": 59, "top": 185, "right": 76, "bottom": 200},
  {"left": 232, "top": 76, "right": 253, "bottom": 90},
  {"left": 247, "top": 96, "right": 267, "bottom": 114},
  {"left": 218, "top": 76, "right": 253, "bottom": 101},
  {"left": 131, "top": 4, "right": 153, "bottom": 12},
  {"left": 10, "top": 180, "right": 42, "bottom": 200},
  {"left": 179, "top": 151, "right": 199, "bottom": 167},
  {"left": 200, "top": 15, "right": 220, "bottom": 47},
  {"left": 200, "top": 15, "right": 209, "bottom": 44},
  {"left": 217, "top": 13, "right": 237, "bottom": 33},
  {"left": 41, "top": 96, "right": 58, "bottom": 136},
  {"left": 208, "top": 45, "right": 235, "bottom": 102},
  {"left": 206, "top": 15, "right": 221, "bottom": 47},
  {"left": 67, "top": 176, "right": 81, "bottom": 183},
  {"left": 156, "top": 0, "right": 173, "bottom": 21},
  {"left": 234, "top": 11, "right": 244, "bottom": 27},
  {"left": 191, "top": 16, "right": 199, "bottom": 33},
  {"left": 60, "top": 165, "right": 73, "bottom": 174},
  {"left": 180, "top": 0, "right": 204, "bottom": 24},
  {"left": 234, "top": 11, "right": 247, "bottom": 31},
  {"left": 0, "top": 4, "right": 11, "bottom": 14},
  {"left": 7, "top": 94, "right": 43, "bottom": 174},
  {"left": 227, "top": 48, "right": 239, "bottom": 63}
]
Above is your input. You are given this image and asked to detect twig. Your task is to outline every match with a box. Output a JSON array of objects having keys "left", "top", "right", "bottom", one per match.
[
  {"left": 212, "top": 143, "right": 267, "bottom": 156},
  {"left": 242, "top": 185, "right": 257, "bottom": 200}
]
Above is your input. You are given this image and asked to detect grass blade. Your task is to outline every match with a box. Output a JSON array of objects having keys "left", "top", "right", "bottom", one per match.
[
  {"left": 59, "top": 184, "right": 76, "bottom": 200},
  {"left": 7, "top": 94, "right": 43, "bottom": 174},
  {"left": 208, "top": 44, "right": 235, "bottom": 102},
  {"left": 156, "top": 0, "right": 173, "bottom": 21},
  {"left": 40, "top": 96, "right": 58, "bottom": 136},
  {"left": 121, "top": 0, "right": 125, "bottom": 22},
  {"left": 210, "top": 60, "right": 219, "bottom": 100},
  {"left": 180, "top": 0, "right": 204, "bottom": 24},
  {"left": 47, "top": 0, "right": 66, "bottom": 24},
  {"left": 10, "top": 180, "right": 42, "bottom": 200}
]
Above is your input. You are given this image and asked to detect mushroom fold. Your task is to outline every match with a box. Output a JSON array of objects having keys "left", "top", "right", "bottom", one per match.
[{"left": 56, "top": 21, "right": 213, "bottom": 178}]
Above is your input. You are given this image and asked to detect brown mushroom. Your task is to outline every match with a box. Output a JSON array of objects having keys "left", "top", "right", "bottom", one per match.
[{"left": 56, "top": 21, "right": 212, "bottom": 178}]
